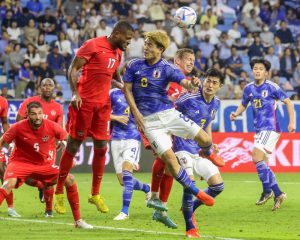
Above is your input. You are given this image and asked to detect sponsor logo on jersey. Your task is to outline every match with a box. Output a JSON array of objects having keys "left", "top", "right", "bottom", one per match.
[
  {"left": 42, "top": 136, "right": 49, "bottom": 142},
  {"left": 77, "top": 131, "right": 84, "bottom": 137},
  {"left": 262, "top": 90, "right": 268, "bottom": 98},
  {"left": 153, "top": 69, "right": 161, "bottom": 78},
  {"left": 51, "top": 110, "right": 56, "bottom": 116}
]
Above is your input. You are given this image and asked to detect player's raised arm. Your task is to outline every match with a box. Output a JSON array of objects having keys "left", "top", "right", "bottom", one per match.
[
  {"left": 282, "top": 98, "right": 295, "bottom": 132},
  {"left": 68, "top": 56, "right": 87, "bottom": 110},
  {"left": 180, "top": 76, "right": 200, "bottom": 92},
  {"left": 124, "top": 82, "right": 144, "bottom": 131}
]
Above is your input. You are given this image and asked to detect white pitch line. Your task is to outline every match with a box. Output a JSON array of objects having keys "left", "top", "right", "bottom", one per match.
[{"left": 0, "top": 217, "right": 246, "bottom": 240}]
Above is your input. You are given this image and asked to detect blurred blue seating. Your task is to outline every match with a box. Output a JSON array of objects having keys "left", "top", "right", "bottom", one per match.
[
  {"left": 55, "top": 75, "right": 67, "bottom": 86},
  {"left": 45, "top": 34, "right": 58, "bottom": 45}
]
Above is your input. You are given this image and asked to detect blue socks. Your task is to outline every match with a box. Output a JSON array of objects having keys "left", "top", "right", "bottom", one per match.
[
  {"left": 200, "top": 144, "right": 212, "bottom": 156},
  {"left": 255, "top": 161, "right": 272, "bottom": 194},
  {"left": 182, "top": 185, "right": 195, "bottom": 231},
  {"left": 268, "top": 168, "right": 282, "bottom": 197},
  {"left": 121, "top": 170, "right": 133, "bottom": 215},
  {"left": 133, "top": 178, "right": 150, "bottom": 193},
  {"left": 193, "top": 183, "right": 224, "bottom": 211},
  {"left": 175, "top": 168, "right": 199, "bottom": 196}
]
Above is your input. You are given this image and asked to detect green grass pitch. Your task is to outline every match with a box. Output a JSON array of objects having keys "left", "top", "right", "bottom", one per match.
[{"left": 0, "top": 173, "right": 299, "bottom": 240}]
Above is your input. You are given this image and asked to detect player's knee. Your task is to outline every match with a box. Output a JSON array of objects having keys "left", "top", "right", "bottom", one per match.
[
  {"left": 66, "top": 138, "right": 82, "bottom": 154},
  {"left": 194, "top": 132, "right": 212, "bottom": 146},
  {"left": 2, "top": 179, "right": 16, "bottom": 192},
  {"left": 65, "top": 174, "right": 75, "bottom": 186},
  {"left": 94, "top": 140, "right": 107, "bottom": 148}
]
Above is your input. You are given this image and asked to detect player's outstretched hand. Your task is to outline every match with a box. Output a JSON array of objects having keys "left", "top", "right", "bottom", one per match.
[
  {"left": 288, "top": 123, "right": 295, "bottom": 133},
  {"left": 230, "top": 112, "right": 237, "bottom": 121},
  {"left": 71, "top": 93, "right": 82, "bottom": 110},
  {"left": 117, "top": 115, "right": 129, "bottom": 125}
]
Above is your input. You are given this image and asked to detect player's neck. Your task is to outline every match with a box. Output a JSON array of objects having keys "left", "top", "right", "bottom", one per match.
[
  {"left": 202, "top": 90, "right": 214, "bottom": 103},
  {"left": 40, "top": 95, "right": 52, "bottom": 102},
  {"left": 146, "top": 57, "right": 161, "bottom": 66},
  {"left": 254, "top": 79, "right": 266, "bottom": 86}
]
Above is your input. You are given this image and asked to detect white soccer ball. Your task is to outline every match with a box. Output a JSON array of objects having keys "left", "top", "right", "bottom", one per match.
[{"left": 174, "top": 6, "right": 197, "bottom": 29}]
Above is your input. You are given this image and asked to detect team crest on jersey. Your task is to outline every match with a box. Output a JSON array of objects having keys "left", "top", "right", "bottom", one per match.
[
  {"left": 211, "top": 109, "right": 217, "bottom": 119},
  {"left": 51, "top": 110, "right": 56, "bottom": 116},
  {"left": 42, "top": 136, "right": 49, "bottom": 142},
  {"left": 261, "top": 90, "right": 268, "bottom": 98},
  {"left": 153, "top": 69, "right": 161, "bottom": 78}
]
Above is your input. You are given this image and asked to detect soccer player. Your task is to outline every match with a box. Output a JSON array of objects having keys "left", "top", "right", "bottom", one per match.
[
  {"left": 150, "top": 48, "right": 198, "bottom": 229},
  {"left": 16, "top": 77, "right": 64, "bottom": 216},
  {"left": 124, "top": 30, "right": 223, "bottom": 212},
  {"left": 110, "top": 86, "right": 151, "bottom": 220},
  {"left": 230, "top": 58, "right": 295, "bottom": 211},
  {"left": 54, "top": 21, "right": 134, "bottom": 214},
  {"left": 0, "top": 102, "right": 92, "bottom": 228},
  {"left": 174, "top": 68, "right": 225, "bottom": 238},
  {"left": 0, "top": 96, "right": 20, "bottom": 217}
]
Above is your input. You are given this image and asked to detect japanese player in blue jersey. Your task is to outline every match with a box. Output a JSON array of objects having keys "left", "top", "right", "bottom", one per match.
[
  {"left": 230, "top": 58, "right": 295, "bottom": 211},
  {"left": 174, "top": 68, "right": 225, "bottom": 238},
  {"left": 109, "top": 86, "right": 150, "bottom": 221},
  {"left": 123, "top": 30, "right": 224, "bottom": 212}
]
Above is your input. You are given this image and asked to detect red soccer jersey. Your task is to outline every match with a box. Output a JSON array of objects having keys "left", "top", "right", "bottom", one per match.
[
  {"left": 18, "top": 96, "right": 64, "bottom": 125},
  {"left": 0, "top": 96, "right": 8, "bottom": 118},
  {"left": 3, "top": 119, "right": 67, "bottom": 165},
  {"left": 167, "top": 82, "right": 183, "bottom": 100},
  {"left": 76, "top": 36, "right": 122, "bottom": 103}
]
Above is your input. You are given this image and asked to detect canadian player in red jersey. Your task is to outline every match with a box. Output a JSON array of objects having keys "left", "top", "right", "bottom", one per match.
[
  {"left": 16, "top": 78, "right": 65, "bottom": 216},
  {"left": 144, "top": 48, "right": 196, "bottom": 229},
  {"left": 0, "top": 102, "right": 92, "bottom": 228},
  {"left": 0, "top": 96, "right": 20, "bottom": 217},
  {"left": 55, "top": 21, "right": 134, "bottom": 214}
]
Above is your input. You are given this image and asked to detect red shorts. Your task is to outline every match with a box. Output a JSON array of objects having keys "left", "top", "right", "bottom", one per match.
[
  {"left": 4, "top": 161, "right": 59, "bottom": 188},
  {"left": 66, "top": 101, "right": 111, "bottom": 141}
]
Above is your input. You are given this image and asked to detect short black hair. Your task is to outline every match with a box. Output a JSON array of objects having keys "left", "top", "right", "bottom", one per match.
[
  {"left": 112, "top": 20, "right": 134, "bottom": 34},
  {"left": 26, "top": 101, "right": 42, "bottom": 113},
  {"left": 204, "top": 68, "right": 224, "bottom": 84},
  {"left": 250, "top": 58, "right": 271, "bottom": 71}
]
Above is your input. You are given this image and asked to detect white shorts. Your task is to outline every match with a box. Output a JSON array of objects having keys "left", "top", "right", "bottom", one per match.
[
  {"left": 111, "top": 139, "right": 140, "bottom": 174},
  {"left": 176, "top": 151, "right": 219, "bottom": 182},
  {"left": 254, "top": 130, "right": 280, "bottom": 154},
  {"left": 143, "top": 108, "right": 200, "bottom": 156}
]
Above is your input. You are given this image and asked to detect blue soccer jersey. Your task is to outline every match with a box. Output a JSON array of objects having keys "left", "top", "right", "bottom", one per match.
[
  {"left": 173, "top": 89, "right": 220, "bottom": 154},
  {"left": 110, "top": 88, "right": 141, "bottom": 141},
  {"left": 241, "top": 80, "right": 288, "bottom": 132},
  {"left": 123, "top": 58, "right": 185, "bottom": 116}
]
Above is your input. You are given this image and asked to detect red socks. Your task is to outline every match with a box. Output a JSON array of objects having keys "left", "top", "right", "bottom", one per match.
[
  {"left": 44, "top": 187, "right": 54, "bottom": 212},
  {"left": 66, "top": 183, "right": 80, "bottom": 221},
  {"left": 56, "top": 150, "right": 75, "bottom": 194},
  {"left": 91, "top": 147, "right": 107, "bottom": 195},
  {"left": 0, "top": 188, "right": 8, "bottom": 206},
  {"left": 5, "top": 191, "right": 13, "bottom": 208},
  {"left": 159, "top": 174, "right": 173, "bottom": 203},
  {"left": 151, "top": 157, "right": 165, "bottom": 192}
]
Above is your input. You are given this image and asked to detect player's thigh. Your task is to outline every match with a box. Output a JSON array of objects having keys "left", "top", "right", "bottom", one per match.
[
  {"left": 89, "top": 101, "right": 111, "bottom": 140},
  {"left": 175, "top": 151, "right": 194, "bottom": 176},
  {"left": 253, "top": 131, "right": 280, "bottom": 156},
  {"left": 4, "top": 161, "right": 34, "bottom": 188},
  {"left": 66, "top": 102, "right": 95, "bottom": 140},
  {"left": 163, "top": 109, "right": 200, "bottom": 140},
  {"left": 31, "top": 164, "right": 59, "bottom": 186},
  {"left": 111, "top": 140, "right": 124, "bottom": 174},
  {"left": 122, "top": 139, "right": 140, "bottom": 166},
  {"left": 193, "top": 156, "right": 220, "bottom": 182}
]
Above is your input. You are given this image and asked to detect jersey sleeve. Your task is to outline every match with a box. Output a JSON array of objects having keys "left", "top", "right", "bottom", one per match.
[
  {"left": 169, "top": 66, "right": 185, "bottom": 85},
  {"left": 2, "top": 123, "right": 17, "bottom": 143},
  {"left": 0, "top": 97, "right": 8, "bottom": 118},
  {"left": 53, "top": 122, "right": 67, "bottom": 140},
  {"left": 273, "top": 86, "right": 288, "bottom": 101},
  {"left": 17, "top": 99, "right": 29, "bottom": 118},
  {"left": 241, "top": 87, "right": 250, "bottom": 107},
  {"left": 175, "top": 92, "right": 189, "bottom": 113},
  {"left": 56, "top": 105, "right": 64, "bottom": 126},
  {"left": 123, "top": 60, "right": 136, "bottom": 83},
  {"left": 76, "top": 38, "right": 96, "bottom": 62}
]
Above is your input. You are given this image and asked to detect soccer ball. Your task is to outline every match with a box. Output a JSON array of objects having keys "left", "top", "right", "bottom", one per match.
[{"left": 174, "top": 6, "right": 197, "bottom": 29}]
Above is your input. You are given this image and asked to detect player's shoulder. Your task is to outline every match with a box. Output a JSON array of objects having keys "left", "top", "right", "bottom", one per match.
[
  {"left": 160, "top": 58, "right": 178, "bottom": 70},
  {"left": 109, "top": 88, "right": 121, "bottom": 96},
  {"left": 177, "top": 91, "right": 201, "bottom": 103},
  {"left": 213, "top": 96, "right": 221, "bottom": 106},
  {"left": 265, "top": 80, "right": 281, "bottom": 90},
  {"left": 0, "top": 96, "right": 8, "bottom": 105},
  {"left": 127, "top": 58, "right": 144, "bottom": 68}
]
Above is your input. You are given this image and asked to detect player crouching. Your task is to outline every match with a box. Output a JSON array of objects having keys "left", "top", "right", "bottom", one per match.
[{"left": 0, "top": 102, "right": 92, "bottom": 229}]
